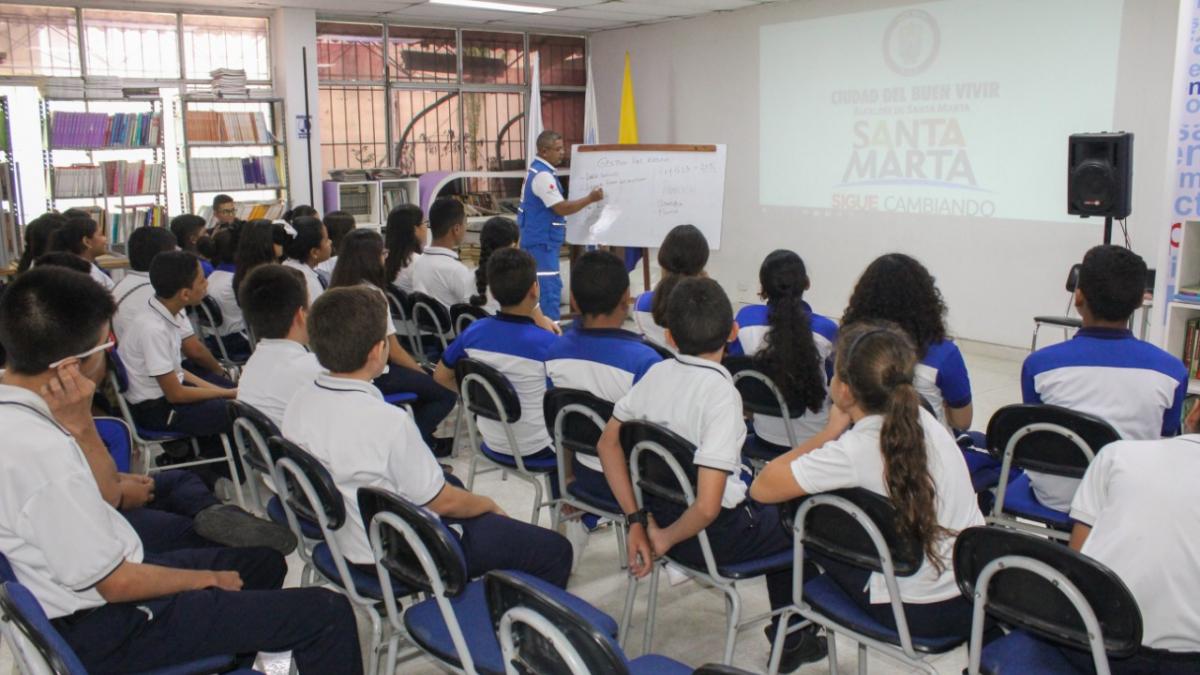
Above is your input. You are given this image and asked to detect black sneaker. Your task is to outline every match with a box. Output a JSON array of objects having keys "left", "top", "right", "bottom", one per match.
[
  {"left": 430, "top": 436, "right": 456, "bottom": 458},
  {"left": 194, "top": 504, "right": 298, "bottom": 555},
  {"left": 772, "top": 624, "right": 828, "bottom": 674}
]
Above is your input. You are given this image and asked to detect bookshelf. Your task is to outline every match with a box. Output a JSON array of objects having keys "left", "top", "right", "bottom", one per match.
[
  {"left": 1165, "top": 220, "right": 1200, "bottom": 394},
  {"left": 177, "top": 96, "right": 289, "bottom": 218},
  {"left": 0, "top": 97, "right": 22, "bottom": 268},
  {"left": 39, "top": 98, "right": 168, "bottom": 247}
]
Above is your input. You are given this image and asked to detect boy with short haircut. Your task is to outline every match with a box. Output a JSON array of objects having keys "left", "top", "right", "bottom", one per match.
[
  {"left": 411, "top": 198, "right": 475, "bottom": 309},
  {"left": 434, "top": 248, "right": 558, "bottom": 460},
  {"left": 0, "top": 266, "right": 361, "bottom": 674},
  {"left": 170, "top": 214, "right": 213, "bottom": 276},
  {"left": 283, "top": 286, "right": 572, "bottom": 587},
  {"left": 1022, "top": 245, "right": 1187, "bottom": 510}
]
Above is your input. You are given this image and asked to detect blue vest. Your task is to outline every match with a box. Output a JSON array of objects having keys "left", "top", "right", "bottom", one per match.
[{"left": 518, "top": 158, "right": 567, "bottom": 248}]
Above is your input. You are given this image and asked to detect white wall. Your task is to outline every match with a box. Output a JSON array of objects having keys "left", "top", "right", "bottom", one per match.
[
  {"left": 271, "top": 7, "right": 322, "bottom": 209},
  {"left": 590, "top": 0, "right": 1178, "bottom": 349}
]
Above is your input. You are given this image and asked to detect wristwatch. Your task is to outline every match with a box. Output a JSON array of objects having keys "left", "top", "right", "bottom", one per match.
[{"left": 625, "top": 509, "right": 649, "bottom": 529}]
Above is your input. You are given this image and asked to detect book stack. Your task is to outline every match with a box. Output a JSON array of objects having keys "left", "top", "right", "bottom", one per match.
[
  {"left": 211, "top": 69, "right": 249, "bottom": 98},
  {"left": 198, "top": 201, "right": 286, "bottom": 228},
  {"left": 1182, "top": 317, "right": 1200, "bottom": 382},
  {"left": 1178, "top": 285, "right": 1200, "bottom": 303},
  {"left": 50, "top": 112, "right": 163, "bottom": 149},
  {"left": 185, "top": 110, "right": 274, "bottom": 144},
  {"left": 109, "top": 205, "right": 166, "bottom": 245},
  {"left": 103, "top": 161, "right": 164, "bottom": 196},
  {"left": 40, "top": 80, "right": 85, "bottom": 99},
  {"left": 189, "top": 157, "right": 280, "bottom": 191},
  {"left": 53, "top": 165, "right": 104, "bottom": 198},
  {"left": 85, "top": 76, "right": 123, "bottom": 99}
]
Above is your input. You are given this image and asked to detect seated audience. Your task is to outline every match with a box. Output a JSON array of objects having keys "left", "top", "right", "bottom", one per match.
[
  {"left": 412, "top": 198, "right": 475, "bottom": 309},
  {"left": 384, "top": 204, "right": 426, "bottom": 293},
  {"left": 171, "top": 214, "right": 213, "bottom": 277},
  {"left": 633, "top": 224, "right": 710, "bottom": 349},
  {"left": 48, "top": 215, "right": 113, "bottom": 291},
  {"left": 281, "top": 216, "right": 333, "bottom": 306},
  {"left": 316, "top": 210, "right": 356, "bottom": 279},
  {"left": 231, "top": 219, "right": 286, "bottom": 314},
  {"left": 204, "top": 227, "right": 251, "bottom": 360},
  {"left": 471, "top": 216, "right": 521, "bottom": 313}
]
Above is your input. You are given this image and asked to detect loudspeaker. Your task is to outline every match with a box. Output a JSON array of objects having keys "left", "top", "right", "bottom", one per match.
[{"left": 1067, "top": 132, "right": 1133, "bottom": 219}]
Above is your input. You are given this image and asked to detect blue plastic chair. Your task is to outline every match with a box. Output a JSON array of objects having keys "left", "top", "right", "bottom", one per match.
[{"left": 95, "top": 416, "right": 133, "bottom": 473}]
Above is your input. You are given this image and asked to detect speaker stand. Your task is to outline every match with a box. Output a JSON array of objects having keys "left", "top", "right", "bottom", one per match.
[{"left": 1103, "top": 216, "right": 1113, "bottom": 245}]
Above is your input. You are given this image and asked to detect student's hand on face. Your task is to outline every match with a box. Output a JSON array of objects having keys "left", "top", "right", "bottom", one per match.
[
  {"left": 1186, "top": 401, "right": 1200, "bottom": 434},
  {"left": 41, "top": 361, "right": 97, "bottom": 439},
  {"left": 205, "top": 571, "right": 243, "bottom": 592},
  {"left": 626, "top": 525, "right": 655, "bottom": 578}
]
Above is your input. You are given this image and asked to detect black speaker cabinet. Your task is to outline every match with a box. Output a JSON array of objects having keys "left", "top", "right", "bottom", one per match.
[{"left": 1068, "top": 132, "right": 1133, "bottom": 219}]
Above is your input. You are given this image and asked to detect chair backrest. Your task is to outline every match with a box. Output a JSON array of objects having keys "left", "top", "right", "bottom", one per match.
[
  {"left": 411, "top": 291, "right": 452, "bottom": 336},
  {"left": 268, "top": 436, "right": 346, "bottom": 530},
  {"left": 619, "top": 419, "right": 699, "bottom": 509},
  {"left": 229, "top": 400, "right": 282, "bottom": 475},
  {"left": 384, "top": 284, "right": 412, "bottom": 322},
  {"left": 0, "top": 582, "right": 87, "bottom": 675},
  {"left": 94, "top": 416, "right": 132, "bottom": 473},
  {"left": 106, "top": 350, "right": 129, "bottom": 394},
  {"left": 986, "top": 404, "right": 1120, "bottom": 477},
  {"left": 450, "top": 303, "right": 489, "bottom": 335},
  {"left": 784, "top": 488, "right": 924, "bottom": 577},
  {"left": 0, "top": 552, "right": 15, "bottom": 582},
  {"left": 198, "top": 295, "right": 225, "bottom": 329},
  {"left": 723, "top": 355, "right": 792, "bottom": 418},
  {"left": 356, "top": 487, "right": 469, "bottom": 598},
  {"left": 455, "top": 357, "right": 522, "bottom": 424},
  {"left": 1065, "top": 263, "right": 1082, "bottom": 293},
  {"left": 543, "top": 388, "right": 614, "bottom": 460},
  {"left": 954, "top": 526, "right": 1142, "bottom": 657},
  {"left": 485, "top": 570, "right": 631, "bottom": 675}
]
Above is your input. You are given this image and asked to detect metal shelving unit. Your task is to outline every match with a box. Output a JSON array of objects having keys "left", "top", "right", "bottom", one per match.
[{"left": 0, "top": 97, "right": 22, "bottom": 268}]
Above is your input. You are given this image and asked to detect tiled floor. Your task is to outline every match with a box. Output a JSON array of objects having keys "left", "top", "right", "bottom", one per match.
[{"left": 1, "top": 338, "right": 1028, "bottom": 675}]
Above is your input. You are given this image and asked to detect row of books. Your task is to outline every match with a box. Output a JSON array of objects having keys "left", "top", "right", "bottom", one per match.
[
  {"left": 50, "top": 112, "right": 162, "bottom": 149},
  {"left": 188, "top": 157, "right": 280, "bottom": 192},
  {"left": 109, "top": 206, "right": 167, "bottom": 245},
  {"left": 185, "top": 111, "right": 274, "bottom": 144},
  {"left": 52, "top": 162, "right": 165, "bottom": 198},
  {"left": 197, "top": 201, "right": 286, "bottom": 228},
  {"left": 1181, "top": 317, "right": 1200, "bottom": 379}
]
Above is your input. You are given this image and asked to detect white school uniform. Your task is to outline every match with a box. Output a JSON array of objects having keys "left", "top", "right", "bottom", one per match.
[
  {"left": 238, "top": 339, "right": 324, "bottom": 429},
  {"left": 612, "top": 355, "right": 749, "bottom": 508},
  {"left": 112, "top": 271, "right": 194, "bottom": 345},
  {"left": 789, "top": 409, "right": 984, "bottom": 605},
  {"left": 0, "top": 385, "right": 144, "bottom": 618},
  {"left": 283, "top": 259, "right": 326, "bottom": 305},
  {"left": 119, "top": 297, "right": 186, "bottom": 404},
  {"left": 282, "top": 373, "right": 445, "bottom": 565},
  {"left": 914, "top": 339, "right": 973, "bottom": 430},
  {"left": 1071, "top": 436, "right": 1200, "bottom": 652},
  {"left": 411, "top": 246, "right": 474, "bottom": 309},
  {"left": 316, "top": 256, "right": 337, "bottom": 278},
  {"left": 89, "top": 262, "right": 115, "bottom": 291},
  {"left": 631, "top": 290, "right": 671, "bottom": 350},
  {"left": 205, "top": 267, "right": 246, "bottom": 337},
  {"left": 393, "top": 252, "right": 421, "bottom": 293}
]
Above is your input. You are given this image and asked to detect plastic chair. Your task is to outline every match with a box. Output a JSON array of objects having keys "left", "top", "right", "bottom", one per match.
[
  {"left": 270, "top": 437, "right": 409, "bottom": 675},
  {"left": 357, "top": 487, "right": 619, "bottom": 675},
  {"left": 189, "top": 296, "right": 248, "bottom": 368},
  {"left": 384, "top": 284, "right": 426, "bottom": 365},
  {"left": 724, "top": 356, "right": 805, "bottom": 466},
  {"left": 411, "top": 291, "right": 454, "bottom": 361},
  {"left": 767, "top": 489, "right": 966, "bottom": 675},
  {"left": 0, "top": 581, "right": 255, "bottom": 675},
  {"left": 619, "top": 419, "right": 793, "bottom": 665},
  {"left": 450, "top": 303, "right": 490, "bottom": 336},
  {"left": 1031, "top": 264, "right": 1083, "bottom": 351},
  {"left": 954, "top": 526, "right": 1143, "bottom": 675},
  {"left": 458, "top": 358, "right": 558, "bottom": 525},
  {"left": 95, "top": 416, "right": 133, "bottom": 473},
  {"left": 105, "top": 350, "right": 245, "bottom": 509},
  {"left": 985, "top": 404, "right": 1119, "bottom": 540},
  {"left": 485, "top": 570, "right": 692, "bottom": 675}
]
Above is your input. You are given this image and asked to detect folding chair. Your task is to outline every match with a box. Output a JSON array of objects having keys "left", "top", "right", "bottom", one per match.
[
  {"left": 986, "top": 404, "right": 1119, "bottom": 541},
  {"left": 1031, "top": 263, "right": 1083, "bottom": 351},
  {"left": 724, "top": 356, "right": 804, "bottom": 466},
  {"left": 485, "top": 570, "right": 693, "bottom": 675},
  {"left": 189, "top": 296, "right": 248, "bottom": 368},
  {"left": 270, "top": 437, "right": 410, "bottom": 675},
  {"left": 411, "top": 291, "right": 454, "bottom": 362},
  {"left": 356, "top": 487, "right": 618, "bottom": 675},
  {"left": 450, "top": 303, "right": 490, "bottom": 336},
  {"left": 544, "top": 388, "right": 626, "bottom": 566},
  {"left": 106, "top": 350, "right": 245, "bottom": 509},
  {"left": 95, "top": 416, "right": 133, "bottom": 473},
  {"left": 619, "top": 419, "right": 793, "bottom": 665},
  {"left": 768, "top": 488, "right": 966, "bottom": 675},
  {"left": 384, "top": 284, "right": 425, "bottom": 364},
  {"left": 0, "top": 581, "right": 255, "bottom": 675},
  {"left": 954, "top": 526, "right": 1143, "bottom": 675},
  {"left": 458, "top": 358, "right": 558, "bottom": 525}
]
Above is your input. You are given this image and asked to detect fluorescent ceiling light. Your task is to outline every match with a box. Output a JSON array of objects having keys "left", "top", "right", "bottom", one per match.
[{"left": 428, "top": 0, "right": 555, "bottom": 14}]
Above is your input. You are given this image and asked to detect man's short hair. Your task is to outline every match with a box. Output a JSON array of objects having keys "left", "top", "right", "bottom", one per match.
[
  {"left": 170, "top": 214, "right": 206, "bottom": 249},
  {"left": 487, "top": 247, "right": 537, "bottom": 308},
  {"left": 536, "top": 130, "right": 562, "bottom": 152},
  {"left": 127, "top": 226, "right": 178, "bottom": 272},
  {"left": 0, "top": 267, "right": 115, "bottom": 375},
  {"left": 1078, "top": 245, "right": 1147, "bottom": 322},
  {"left": 34, "top": 252, "right": 92, "bottom": 274},
  {"left": 572, "top": 250, "right": 628, "bottom": 316},
  {"left": 150, "top": 251, "right": 201, "bottom": 299},
  {"left": 428, "top": 198, "right": 465, "bottom": 240},
  {"left": 213, "top": 194, "right": 234, "bottom": 209},
  {"left": 665, "top": 277, "right": 733, "bottom": 355},
  {"left": 240, "top": 264, "right": 308, "bottom": 340},
  {"left": 307, "top": 286, "right": 387, "bottom": 373}
]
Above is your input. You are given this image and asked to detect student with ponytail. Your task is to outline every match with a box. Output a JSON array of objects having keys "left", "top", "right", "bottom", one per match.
[
  {"left": 730, "top": 250, "right": 837, "bottom": 450},
  {"left": 633, "top": 224, "right": 709, "bottom": 348},
  {"left": 17, "top": 213, "right": 66, "bottom": 274},
  {"left": 471, "top": 216, "right": 520, "bottom": 312},
  {"left": 281, "top": 216, "right": 333, "bottom": 305},
  {"left": 750, "top": 321, "right": 983, "bottom": 640},
  {"left": 384, "top": 204, "right": 426, "bottom": 293},
  {"left": 48, "top": 215, "right": 113, "bottom": 291}
]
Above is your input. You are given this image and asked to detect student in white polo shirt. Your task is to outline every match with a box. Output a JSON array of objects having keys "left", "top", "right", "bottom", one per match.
[
  {"left": 280, "top": 216, "right": 332, "bottom": 306},
  {"left": 1066, "top": 404, "right": 1200, "bottom": 672},
  {"left": 595, "top": 277, "right": 826, "bottom": 671},
  {"left": 411, "top": 198, "right": 475, "bottom": 309},
  {"left": 237, "top": 264, "right": 323, "bottom": 429},
  {"left": 1023, "top": 245, "right": 1187, "bottom": 511},
  {"left": 631, "top": 224, "right": 709, "bottom": 349},
  {"left": 0, "top": 266, "right": 361, "bottom": 674},
  {"left": 47, "top": 215, "right": 114, "bottom": 291},
  {"left": 751, "top": 321, "right": 984, "bottom": 650},
  {"left": 283, "top": 286, "right": 572, "bottom": 587},
  {"left": 112, "top": 226, "right": 229, "bottom": 379},
  {"left": 203, "top": 227, "right": 252, "bottom": 361}
]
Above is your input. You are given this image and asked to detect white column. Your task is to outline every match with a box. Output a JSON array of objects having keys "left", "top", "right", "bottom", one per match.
[{"left": 270, "top": 7, "right": 321, "bottom": 209}]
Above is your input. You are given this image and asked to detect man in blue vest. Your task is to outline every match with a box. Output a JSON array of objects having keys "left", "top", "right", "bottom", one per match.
[{"left": 519, "top": 130, "right": 604, "bottom": 320}]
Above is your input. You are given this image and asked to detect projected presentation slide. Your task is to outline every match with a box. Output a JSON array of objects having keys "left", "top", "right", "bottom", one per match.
[{"left": 760, "top": 0, "right": 1124, "bottom": 223}]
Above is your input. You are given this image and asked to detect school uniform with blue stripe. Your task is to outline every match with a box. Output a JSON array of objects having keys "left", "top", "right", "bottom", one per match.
[
  {"left": 632, "top": 290, "right": 670, "bottom": 349},
  {"left": 915, "top": 339, "right": 973, "bottom": 429}
]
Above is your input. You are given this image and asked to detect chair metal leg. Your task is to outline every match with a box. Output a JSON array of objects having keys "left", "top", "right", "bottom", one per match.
[
  {"left": 642, "top": 563, "right": 662, "bottom": 655},
  {"left": 529, "top": 479, "right": 543, "bottom": 526},
  {"left": 722, "top": 587, "right": 741, "bottom": 665},
  {"left": 828, "top": 630, "right": 840, "bottom": 675},
  {"left": 615, "top": 524, "right": 628, "bottom": 570},
  {"left": 365, "top": 607, "right": 382, "bottom": 675},
  {"left": 618, "top": 573, "right": 639, "bottom": 648},
  {"left": 465, "top": 451, "right": 479, "bottom": 491},
  {"left": 766, "top": 608, "right": 796, "bottom": 675},
  {"left": 858, "top": 642, "right": 868, "bottom": 675},
  {"left": 1031, "top": 321, "right": 1041, "bottom": 352},
  {"left": 219, "top": 435, "right": 246, "bottom": 509}
]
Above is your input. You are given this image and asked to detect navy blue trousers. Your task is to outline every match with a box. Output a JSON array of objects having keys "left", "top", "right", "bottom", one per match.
[
  {"left": 372, "top": 365, "right": 458, "bottom": 447},
  {"left": 121, "top": 470, "right": 221, "bottom": 553},
  {"left": 53, "top": 547, "right": 361, "bottom": 675}
]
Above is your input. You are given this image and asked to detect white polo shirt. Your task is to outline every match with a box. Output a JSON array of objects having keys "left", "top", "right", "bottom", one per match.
[
  {"left": 282, "top": 373, "right": 445, "bottom": 565},
  {"left": 441, "top": 313, "right": 557, "bottom": 457},
  {"left": 789, "top": 409, "right": 984, "bottom": 605},
  {"left": 0, "top": 385, "right": 144, "bottom": 618},
  {"left": 206, "top": 267, "right": 245, "bottom": 337},
  {"left": 283, "top": 259, "right": 326, "bottom": 306},
  {"left": 632, "top": 291, "right": 670, "bottom": 350},
  {"left": 530, "top": 170, "right": 565, "bottom": 208},
  {"left": 89, "top": 262, "right": 115, "bottom": 291},
  {"left": 112, "top": 271, "right": 194, "bottom": 345},
  {"left": 316, "top": 255, "right": 337, "bottom": 278},
  {"left": 119, "top": 297, "right": 185, "bottom": 404},
  {"left": 612, "top": 354, "right": 749, "bottom": 508},
  {"left": 238, "top": 339, "right": 324, "bottom": 429},
  {"left": 412, "top": 246, "right": 474, "bottom": 309},
  {"left": 1070, "top": 436, "right": 1200, "bottom": 652},
  {"left": 393, "top": 252, "right": 421, "bottom": 294}
]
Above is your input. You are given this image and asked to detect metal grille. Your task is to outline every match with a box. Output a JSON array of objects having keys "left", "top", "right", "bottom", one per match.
[
  {"left": 317, "top": 21, "right": 385, "bottom": 82},
  {"left": 319, "top": 85, "right": 387, "bottom": 170},
  {"left": 542, "top": 91, "right": 584, "bottom": 164},
  {"left": 0, "top": 4, "right": 79, "bottom": 77},
  {"left": 531, "top": 34, "right": 585, "bottom": 86},
  {"left": 462, "top": 30, "right": 524, "bottom": 85},
  {"left": 82, "top": 9, "right": 180, "bottom": 79},
  {"left": 463, "top": 91, "right": 524, "bottom": 171},
  {"left": 388, "top": 25, "right": 457, "bottom": 84},
  {"left": 182, "top": 15, "right": 270, "bottom": 82},
  {"left": 392, "top": 88, "right": 461, "bottom": 174}
]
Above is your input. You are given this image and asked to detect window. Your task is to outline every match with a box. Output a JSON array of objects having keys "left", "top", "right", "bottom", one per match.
[
  {"left": 82, "top": 9, "right": 180, "bottom": 79},
  {"left": 388, "top": 25, "right": 457, "bottom": 84},
  {"left": 462, "top": 31, "right": 524, "bottom": 85},
  {"left": 463, "top": 91, "right": 525, "bottom": 171},
  {"left": 320, "top": 85, "right": 387, "bottom": 170},
  {"left": 182, "top": 15, "right": 270, "bottom": 81},
  {"left": 531, "top": 35, "right": 585, "bottom": 87},
  {"left": 392, "top": 89, "right": 461, "bottom": 174},
  {"left": 0, "top": 5, "right": 79, "bottom": 77},
  {"left": 317, "top": 22, "right": 384, "bottom": 82},
  {"left": 542, "top": 91, "right": 584, "bottom": 164}
]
